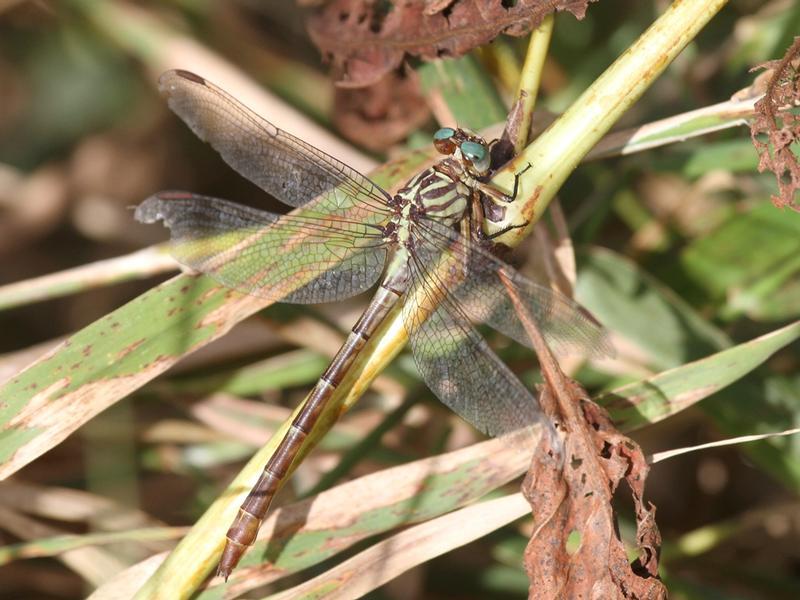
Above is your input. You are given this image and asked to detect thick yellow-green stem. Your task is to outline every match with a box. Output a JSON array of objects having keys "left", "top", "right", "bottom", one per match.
[{"left": 489, "top": 0, "right": 730, "bottom": 244}]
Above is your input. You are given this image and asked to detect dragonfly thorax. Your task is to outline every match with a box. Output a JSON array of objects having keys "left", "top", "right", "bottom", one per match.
[
  {"left": 394, "top": 165, "right": 471, "bottom": 236},
  {"left": 390, "top": 128, "right": 493, "bottom": 245}
]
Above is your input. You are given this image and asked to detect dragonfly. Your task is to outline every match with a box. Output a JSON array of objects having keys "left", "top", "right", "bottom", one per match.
[{"left": 135, "top": 69, "right": 611, "bottom": 579}]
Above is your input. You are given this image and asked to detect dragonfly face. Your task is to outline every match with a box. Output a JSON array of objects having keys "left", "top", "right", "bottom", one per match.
[{"left": 432, "top": 127, "right": 492, "bottom": 177}]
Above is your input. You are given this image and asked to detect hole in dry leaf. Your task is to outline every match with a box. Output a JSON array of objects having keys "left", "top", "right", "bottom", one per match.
[
  {"left": 565, "top": 529, "right": 582, "bottom": 555},
  {"left": 368, "top": 3, "right": 391, "bottom": 34},
  {"left": 753, "top": 131, "right": 770, "bottom": 144},
  {"left": 775, "top": 130, "right": 794, "bottom": 147},
  {"left": 600, "top": 441, "right": 612, "bottom": 459},
  {"left": 570, "top": 456, "right": 583, "bottom": 469}
]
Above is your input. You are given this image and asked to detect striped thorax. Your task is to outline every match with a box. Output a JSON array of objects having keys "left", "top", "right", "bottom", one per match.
[{"left": 390, "top": 127, "right": 492, "bottom": 247}]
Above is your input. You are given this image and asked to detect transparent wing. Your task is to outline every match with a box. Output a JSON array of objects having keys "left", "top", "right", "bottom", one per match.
[
  {"left": 135, "top": 192, "right": 389, "bottom": 304},
  {"left": 413, "top": 219, "right": 612, "bottom": 358},
  {"left": 402, "top": 247, "right": 545, "bottom": 439},
  {"left": 158, "top": 70, "right": 391, "bottom": 224}
]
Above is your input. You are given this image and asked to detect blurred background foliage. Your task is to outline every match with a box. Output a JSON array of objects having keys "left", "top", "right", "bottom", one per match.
[{"left": 0, "top": 1, "right": 799, "bottom": 598}]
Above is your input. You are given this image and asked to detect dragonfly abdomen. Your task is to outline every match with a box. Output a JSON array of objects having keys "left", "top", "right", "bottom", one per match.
[{"left": 218, "top": 276, "right": 404, "bottom": 578}]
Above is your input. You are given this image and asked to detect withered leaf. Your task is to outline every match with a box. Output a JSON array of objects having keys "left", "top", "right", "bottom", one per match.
[
  {"left": 497, "top": 268, "right": 665, "bottom": 598},
  {"left": 332, "top": 69, "right": 431, "bottom": 152},
  {"left": 307, "top": 0, "right": 596, "bottom": 87},
  {"left": 749, "top": 36, "right": 800, "bottom": 212},
  {"left": 523, "top": 383, "right": 666, "bottom": 599}
]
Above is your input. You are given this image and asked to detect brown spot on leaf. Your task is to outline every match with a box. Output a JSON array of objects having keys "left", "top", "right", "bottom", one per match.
[{"left": 117, "top": 339, "right": 145, "bottom": 361}]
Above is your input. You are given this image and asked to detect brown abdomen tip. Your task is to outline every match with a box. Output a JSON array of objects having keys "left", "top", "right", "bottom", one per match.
[
  {"left": 174, "top": 69, "right": 206, "bottom": 84},
  {"left": 217, "top": 540, "right": 246, "bottom": 581}
]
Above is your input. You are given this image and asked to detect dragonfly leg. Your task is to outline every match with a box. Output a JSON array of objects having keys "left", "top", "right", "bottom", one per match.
[
  {"left": 470, "top": 194, "right": 528, "bottom": 244},
  {"left": 480, "top": 162, "right": 533, "bottom": 204},
  {"left": 507, "top": 162, "right": 532, "bottom": 202},
  {"left": 481, "top": 221, "right": 528, "bottom": 241},
  {"left": 472, "top": 162, "right": 533, "bottom": 241}
]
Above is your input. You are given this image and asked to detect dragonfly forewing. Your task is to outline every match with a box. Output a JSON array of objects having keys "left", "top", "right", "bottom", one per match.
[{"left": 159, "top": 70, "right": 392, "bottom": 217}]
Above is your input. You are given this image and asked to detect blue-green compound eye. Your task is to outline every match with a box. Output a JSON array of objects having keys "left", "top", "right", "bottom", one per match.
[
  {"left": 433, "top": 127, "right": 456, "bottom": 141},
  {"left": 460, "top": 141, "right": 490, "bottom": 173},
  {"left": 460, "top": 141, "right": 486, "bottom": 161}
]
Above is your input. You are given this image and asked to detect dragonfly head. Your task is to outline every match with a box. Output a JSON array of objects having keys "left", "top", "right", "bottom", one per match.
[{"left": 432, "top": 127, "right": 491, "bottom": 177}]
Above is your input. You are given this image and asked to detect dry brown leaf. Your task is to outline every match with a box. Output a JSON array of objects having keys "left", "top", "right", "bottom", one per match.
[
  {"left": 0, "top": 505, "right": 128, "bottom": 586},
  {"left": 490, "top": 91, "right": 528, "bottom": 168},
  {"left": 0, "top": 481, "right": 160, "bottom": 528},
  {"left": 332, "top": 69, "right": 431, "bottom": 151},
  {"left": 749, "top": 36, "right": 800, "bottom": 212},
  {"left": 307, "top": 0, "right": 596, "bottom": 87},
  {"left": 497, "top": 270, "right": 665, "bottom": 599},
  {"left": 522, "top": 385, "right": 665, "bottom": 599}
]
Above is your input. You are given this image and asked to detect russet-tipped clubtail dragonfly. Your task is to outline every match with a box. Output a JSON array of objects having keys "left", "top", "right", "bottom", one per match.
[{"left": 135, "top": 69, "right": 611, "bottom": 578}]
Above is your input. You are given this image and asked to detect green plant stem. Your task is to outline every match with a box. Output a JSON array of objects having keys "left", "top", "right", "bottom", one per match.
[
  {"left": 480, "top": 38, "right": 522, "bottom": 96},
  {"left": 514, "top": 14, "right": 554, "bottom": 154},
  {"left": 488, "top": 0, "right": 731, "bottom": 244}
]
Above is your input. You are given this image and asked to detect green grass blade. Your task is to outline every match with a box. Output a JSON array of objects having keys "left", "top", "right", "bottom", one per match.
[{"left": 600, "top": 320, "right": 800, "bottom": 431}]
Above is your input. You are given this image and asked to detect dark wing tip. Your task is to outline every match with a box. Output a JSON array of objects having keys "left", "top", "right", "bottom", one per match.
[
  {"left": 577, "top": 305, "right": 603, "bottom": 329},
  {"left": 170, "top": 69, "right": 206, "bottom": 85},
  {"left": 133, "top": 196, "right": 164, "bottom": 224},
  {"left": 134, "top": 192, "right": 191, "bottom": 225},
  {"left": 158, "top": 70, "right": 207, "bottom": 97}
]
